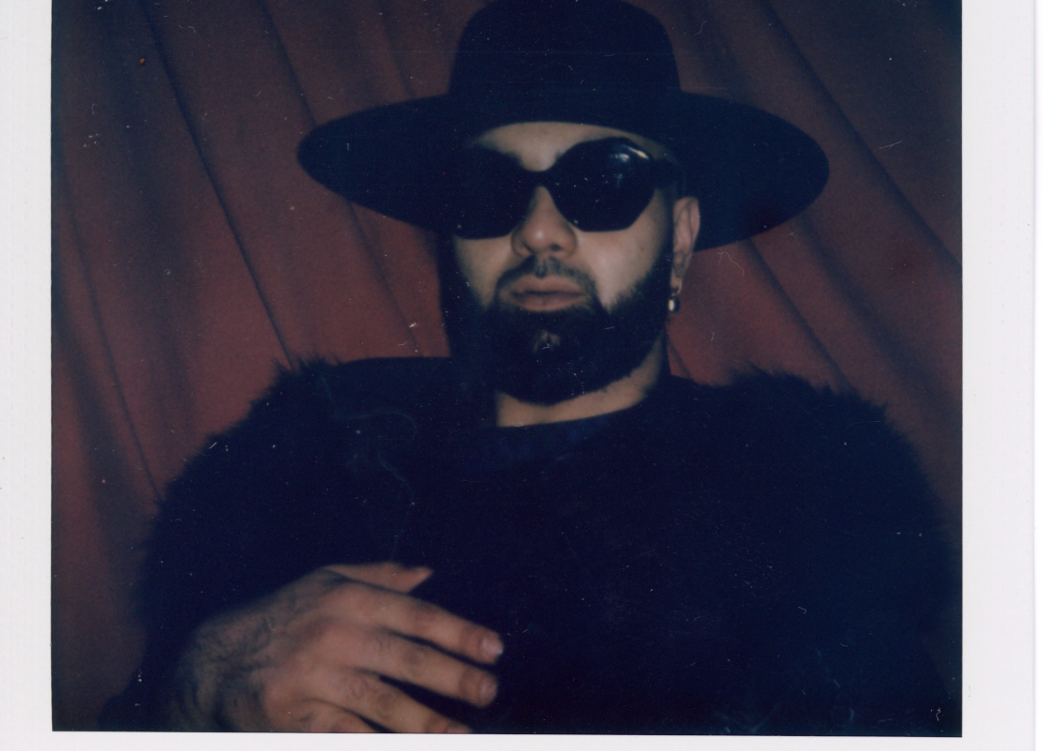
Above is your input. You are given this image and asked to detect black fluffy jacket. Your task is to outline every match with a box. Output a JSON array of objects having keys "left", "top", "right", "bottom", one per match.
[{"left": 104, "top": 357, "right": 958, "bottom": 734}]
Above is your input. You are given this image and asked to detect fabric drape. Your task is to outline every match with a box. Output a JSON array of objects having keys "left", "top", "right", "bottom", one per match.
[{"left": 51, "top": 0, "right": 960, "bottom": 728}]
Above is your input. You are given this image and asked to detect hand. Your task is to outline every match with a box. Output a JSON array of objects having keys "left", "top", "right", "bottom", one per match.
[{"left": 166, "top": 562, "right": 503, "bottom": 732}]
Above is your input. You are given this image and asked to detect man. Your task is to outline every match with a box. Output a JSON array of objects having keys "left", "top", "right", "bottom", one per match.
[{"left": 102, "top": 0, "right": 955, "bottom": 734}]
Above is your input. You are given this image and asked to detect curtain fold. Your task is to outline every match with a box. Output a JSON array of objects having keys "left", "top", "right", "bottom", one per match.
[{"left": 51, "top": 0, "right": 961, "bottom": 728}]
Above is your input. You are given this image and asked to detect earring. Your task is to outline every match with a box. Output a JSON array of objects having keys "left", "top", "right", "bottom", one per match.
[{"left": 667, "top": 290, "right": 681, "bottom": 313}]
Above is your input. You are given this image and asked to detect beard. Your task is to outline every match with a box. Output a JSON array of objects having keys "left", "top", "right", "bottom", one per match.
[{"left": 439, "top": 236, "right": 673, "bottom": 406}]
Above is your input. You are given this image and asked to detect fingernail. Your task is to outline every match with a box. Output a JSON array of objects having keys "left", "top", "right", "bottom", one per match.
[
  {"left": 479, "top": 676, "right": 498, "bottom": 705},
  {"left": 481, "top": 635, "right": 503, "bottom": 660}
]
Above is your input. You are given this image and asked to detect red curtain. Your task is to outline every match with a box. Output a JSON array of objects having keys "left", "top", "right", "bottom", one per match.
[{"left": 52, "top": 0, "right": 960, "bottom": 728}]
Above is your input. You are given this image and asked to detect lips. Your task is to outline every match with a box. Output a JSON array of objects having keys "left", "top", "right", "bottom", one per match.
[{"left": 503, "top": 277, "right": 589, "bottom": 312}]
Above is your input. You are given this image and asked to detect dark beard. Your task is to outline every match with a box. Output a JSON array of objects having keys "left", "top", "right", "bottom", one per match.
[{"left": 439, "top": 237, "right": 673, "bottom": 405}]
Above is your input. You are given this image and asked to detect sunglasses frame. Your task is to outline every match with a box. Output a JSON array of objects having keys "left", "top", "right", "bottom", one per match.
[{"left": 449, "top": 137, "right": 684, "bottom": 240}]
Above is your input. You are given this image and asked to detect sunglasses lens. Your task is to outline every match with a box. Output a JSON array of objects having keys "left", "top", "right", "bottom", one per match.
[
  {"left": 449, "top": 138, "right": 668, "bottom": 239},
  {"left": 451, "top": 150, "right": 532, "bottom": 239},
  {"left": 550, "top": 139, "right": 656, "bottom": 232}
]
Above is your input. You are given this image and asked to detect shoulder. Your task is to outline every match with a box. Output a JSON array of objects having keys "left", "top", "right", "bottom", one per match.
[
  {"left": 674, "top": 370, "right": 931, "bottom": 510},
  {"left": 311, "top": 355, "right": 458, "bottom": 395},
  {"left": 660, "top": 370, "right": 890, "bottom": 437},
  {"left": 164, "top": 357, "right": 456, "bottom": 469},
  {"left": 657, "top": 371, "right": 919, "bottom": 482},
  {"left": 162, "top": 356, "right": 464, "bottom": 505},
  {"left": 249, "top": 356, "right": 458, "bottom": 415},
  {"left": 153, "top": 356, "right": 460, "bottom": 545},
  {"left": 661, "top": 371, "right": 952, "bottom": 615}
]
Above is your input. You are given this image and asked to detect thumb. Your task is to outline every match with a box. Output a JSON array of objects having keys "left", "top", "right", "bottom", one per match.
[{"left": 324, "top": 562, "right": 433, "bottom": 593}]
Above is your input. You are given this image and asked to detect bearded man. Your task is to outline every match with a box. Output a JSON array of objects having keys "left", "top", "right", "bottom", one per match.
[{"left": 101, "top": 0, "right": 956, "bottom": 735}]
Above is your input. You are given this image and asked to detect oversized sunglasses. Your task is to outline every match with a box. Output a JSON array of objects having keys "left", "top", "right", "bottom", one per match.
[{"left": 448, "top": 137, "right": 684, "bottom": 239}]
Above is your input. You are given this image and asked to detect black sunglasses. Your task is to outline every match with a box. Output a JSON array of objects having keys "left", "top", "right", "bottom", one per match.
[{"left": 448, "top": 137, "right": 683, "bottom": 239}]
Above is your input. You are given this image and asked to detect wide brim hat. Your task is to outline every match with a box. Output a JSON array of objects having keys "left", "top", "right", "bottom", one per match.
[{"left": 298, "top": 0, "right": 828, "bottom": 251}]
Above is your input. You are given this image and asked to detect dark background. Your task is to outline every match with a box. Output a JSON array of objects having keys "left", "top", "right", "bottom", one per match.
[{"left": 51, "top": 0, "right": 961, "bottom": 729}]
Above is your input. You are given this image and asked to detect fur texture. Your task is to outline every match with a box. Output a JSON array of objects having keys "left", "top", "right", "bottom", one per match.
[{"left": 103, "top": 358, "right": 957, "bottom": 733}]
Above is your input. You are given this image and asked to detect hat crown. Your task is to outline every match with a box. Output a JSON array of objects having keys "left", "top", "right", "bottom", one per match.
[{"left": 448, "top": 0, "right": 681, "bottom": 98}]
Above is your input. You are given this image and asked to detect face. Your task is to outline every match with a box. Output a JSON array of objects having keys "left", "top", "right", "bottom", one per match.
[
  {"left": 453, "top": 122, "right": 679, "bottom": 314},
  {"left": 442, "top": 122, "right": 699, "bottom": 405}
]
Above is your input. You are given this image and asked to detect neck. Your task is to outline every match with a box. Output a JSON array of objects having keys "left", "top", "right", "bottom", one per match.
[{"left": 493, "top": 335, "right": 666, "bottom": 427}]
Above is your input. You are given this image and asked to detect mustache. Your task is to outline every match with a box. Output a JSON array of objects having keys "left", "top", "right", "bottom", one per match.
[{"left": 494, "top": 256, "right": 598, "bottom": 299}]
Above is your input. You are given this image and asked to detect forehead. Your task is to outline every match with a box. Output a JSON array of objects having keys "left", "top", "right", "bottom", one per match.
[{"left": 471, "top": 121, "right": 668, "bottom": 171}]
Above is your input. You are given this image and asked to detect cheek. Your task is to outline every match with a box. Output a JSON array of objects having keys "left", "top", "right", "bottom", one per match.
[
  {"left": 586, "top": 203, "right": 672, "bottom": 306},
  {"left": 452, "top": 238, "right": 510, "bottom": 307}
]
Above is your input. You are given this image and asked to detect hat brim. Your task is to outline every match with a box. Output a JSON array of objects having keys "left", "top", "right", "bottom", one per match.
[{"left": 298, "top": 90, "right": 828, "bottom": 250}]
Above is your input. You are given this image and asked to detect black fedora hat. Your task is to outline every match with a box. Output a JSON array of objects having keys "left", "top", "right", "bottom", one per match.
[{"left": 298, "top": 0, "right": 828, "bottom": 251}]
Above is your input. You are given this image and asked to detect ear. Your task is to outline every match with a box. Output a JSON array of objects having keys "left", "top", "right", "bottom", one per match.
[{"left": 670, "top": 197, "right": 700, "bottom": 292}]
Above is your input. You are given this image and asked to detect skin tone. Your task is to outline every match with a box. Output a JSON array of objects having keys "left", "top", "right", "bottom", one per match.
[
  {"left": 166, "top": 122, "right": 700, "bottom": 733},
  {"left": 167, "top": 562, "right": 502, "bottom": 732}
]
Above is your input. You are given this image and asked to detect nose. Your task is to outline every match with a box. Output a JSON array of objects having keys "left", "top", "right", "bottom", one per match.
[{"left": 511, "top": 186, "right": 577, "bottom": 259}]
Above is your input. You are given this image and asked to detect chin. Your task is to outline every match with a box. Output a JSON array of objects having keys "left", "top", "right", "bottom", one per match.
[{"left": 437, "top": 234, "right": 674, "bottom": 406}]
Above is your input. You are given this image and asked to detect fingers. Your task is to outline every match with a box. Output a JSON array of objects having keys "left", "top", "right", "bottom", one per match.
[
  {"left": 298, "top": 616, "right": 498, "bottom": 708},
  {"left": 350, "top": 631, "right": 498, "bottom": 708},
  {"left": 270, "top": 563, "right": 503, "bottom": 729},
  {"left": 283, "top": 675, "right": 471, "bottom": 733},
  {"left": 325, "top": 562, "right": 433, "bottom": 594},
  {"left": 335, "top": 585, "right": 503, "bottom": 665},
  {"left": 345, "top": 673, "right": 472, "bottom": 733},
  {"left": 271, "top": 701, "right": 376, "bottom": 733},
  {"left": 320, "top": 563, "right": 503, "bottom": 666}
]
